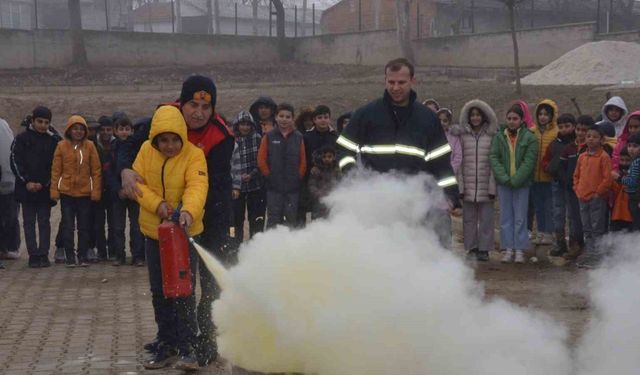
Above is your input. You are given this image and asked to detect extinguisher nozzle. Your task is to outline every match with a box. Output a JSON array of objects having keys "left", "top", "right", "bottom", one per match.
[{"left": 189, "top": 237, "right": 229, "bottom": 290}]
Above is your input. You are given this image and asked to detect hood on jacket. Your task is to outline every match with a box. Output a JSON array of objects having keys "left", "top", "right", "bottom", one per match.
[
  {"left": 336, "top": 112, "right": 351, "bottom": 133},
  {"left": 534, "top": 99, "right": 559, "bottom": 131},
  {"left": 512, "top": 99, "right": 535, "bottom": 129},
  {"left": 64, "top": 115, "right": 89, "bottom": 140},
  {"left": 422, "top": 98, "right": 440, "bottom": 111},
  {"left": 149, "top": 106, "right": 188, "bottom": 156},
  {"left": 249, "top": 96, "right": 277, "bottom": 121},
  {"left": 451, "top": 99, "right": 498, "bottom": 136},
  {"left": 232, "top": 110, "right": 257, "bottom": 134},
  {"left": 617, "top": 110, "right": 640, "bottom": 140},
  {"left": 601, "top": 96, "right": 628, "bottom": 124}
]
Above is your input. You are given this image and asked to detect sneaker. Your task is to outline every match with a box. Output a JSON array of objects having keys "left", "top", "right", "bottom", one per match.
[
  {"left": 54, "top": 247, "right": 66, "bottom": 264},
  {"left": 28, "top": 255, "right": 41, "bottom": 268},
  {"left": 39, "top": 256, "right": 51, "bottom": 268},
  {"left": 465, "top": 248, "right": 479, "bottom": 261},
  {"left": 5, "top": 251, "right": 20, "bottom": 260},
  {"left": 528, "top": 231, "right": 534, "bottom": 241},
  {"left": 174, "top": 350, "right": 200, "bottom": 371},
  {"left": 134, "top": 259, "right": 145, "bottom": 267},
  {"left": 501, "top": 249, "right": 514, "bottom": 263},
  {"left": 144, "top": 338, "right": 161, "bottom": 353},
  {"left": 476, "top": 251, "right": 490, "bottom": 262},
  {"left": 112, "top": 258, "right": 126, "bottom": 267},
  {"left": 0, "top": 262, "right": 4, "bottom": 269},
  {"left": 65, "top": 259, "right": 76, "bottom": 268},
  {"left": 514, "top": 251, "right": 526, "bottom": 264},
  {"left": 78, "top": 259, "right": 90, "bottom": 267},
  {"left": 143, "top": 343, "right": 177, "bottom": 369}
]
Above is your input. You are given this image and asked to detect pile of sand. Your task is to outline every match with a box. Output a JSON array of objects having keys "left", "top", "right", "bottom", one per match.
[{"left": 522, "top": 41, "right": 640, "bottom": 86}]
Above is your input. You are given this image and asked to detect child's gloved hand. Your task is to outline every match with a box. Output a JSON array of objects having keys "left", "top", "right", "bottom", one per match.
[{"left": 179, "top": 211, "right": 193, "bottom": 228}]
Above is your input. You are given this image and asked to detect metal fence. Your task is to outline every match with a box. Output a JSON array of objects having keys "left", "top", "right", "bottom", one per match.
[{"left": 0, "top": 0, "right": 323, "bottom": 37}]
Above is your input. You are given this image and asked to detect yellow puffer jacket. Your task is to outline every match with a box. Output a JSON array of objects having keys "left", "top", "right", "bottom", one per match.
[
  {"left": 50, "top": 115, "right": 102, "bottom": 201},
  {"left": 532, "top": 99, "right": 559, "bottom": 182},
  {"left": 133, "top": 106, "right": 209, "bottom": 240}
]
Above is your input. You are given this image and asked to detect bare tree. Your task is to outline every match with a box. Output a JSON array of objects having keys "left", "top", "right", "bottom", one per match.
[
  {"left": 395, "top": 0, "right": 415, "bottom": 61},
  {"left": 498, "top": 0, "right": 527, "bottom": 93},
  {"left": 68, "top": 0, "right": 88, "bottom": 67},
  {"left": 302, "top": 0, "right": 307, "bottom": 36}
]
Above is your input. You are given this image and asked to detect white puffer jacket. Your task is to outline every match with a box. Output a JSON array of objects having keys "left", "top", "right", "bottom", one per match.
[{"left": 450, "top": 99, "right": 497, "bottom": 203}]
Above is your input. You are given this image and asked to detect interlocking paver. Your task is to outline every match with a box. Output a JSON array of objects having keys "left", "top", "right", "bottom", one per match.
[{"left": 1, "top": 236, "right": 227, "bottom": 375}]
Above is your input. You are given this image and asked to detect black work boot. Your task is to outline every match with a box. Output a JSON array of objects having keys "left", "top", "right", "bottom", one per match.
[
  {"left": 143, "top": 342, "right": 177, "bottom": 369},
  {"left": 196, "top": 334, "right": 218, "bottom": 367}
]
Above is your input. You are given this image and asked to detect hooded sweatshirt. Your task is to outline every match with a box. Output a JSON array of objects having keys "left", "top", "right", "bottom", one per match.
[
  {"left": 50, "top": 116, "right": 102, "bottom": 201},
  {"left": 0, "top": 119, "right": 15, "bottom": 194},
  {"left": 532, "top": 99, "right": 559, "bottom": 183},
  {"left": 597, "top": 96, "right": 629, "bottom": 138},
  {"left": 612, "top": 110, "right": 640, "bottom": 171},
  {"left": 450, "top": 99, "right": 497, "bottom": 202},
  {"left": 249, "top": 96, "right": 277, "bottom": 135},
  {"left": 133, "top": 106, "right": 209, "bottom": 240}
]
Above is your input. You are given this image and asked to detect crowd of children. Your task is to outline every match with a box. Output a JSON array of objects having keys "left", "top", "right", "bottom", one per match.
[{"left": 0, "top": 94, "right": 639, "bottom": 273}]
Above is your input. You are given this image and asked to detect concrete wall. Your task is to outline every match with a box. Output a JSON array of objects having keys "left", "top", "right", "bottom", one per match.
[
  {"left": 596, "top": 30, "right": 640, "bottom": 43},
  {"left": 294, "top": 29, "right": 401, "bottom": 65},
  {"left": 413, "top": 22, "right": 597, "bottom": 68},
  {"left": 0, "top": 28, "right": 281, "bottom": 69}
]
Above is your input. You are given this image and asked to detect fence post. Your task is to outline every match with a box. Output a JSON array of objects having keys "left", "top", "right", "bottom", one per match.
[
  {"left": 358, "top": 0, "right": 362, "bottom": 31},
  {"left": 608, "top": 0, "right": 613, "bottom": 32},
  {"left": 295, "top": 5, "right": 298, "bottom": 37},
  {"left": 471, "top": 0, "right": 475, "bottom": 33},
  {"left": 269, "top": 0, "right": 273, "bottom": 36},
  {"left": 34, "top": 0, "right": 39, "bottom": 29},
  {"left": 235, "top": 3, "right": 238, "bottom": 35},
  {"left": 596, "top": 0, "right": 601, "bottom": 34},
  {"left": 416, "top": 1, "right": 419, "bottom": 38},
  {"left": 171, "top": 0, "right": 176, "bottom": 33},
  {"left": 312, "top": 3, "right": 315, "bottom": 35},
  {"left": 104, "top": 0, "right": 109, "bottom": 31},
  {"left": 530, "top": 0, "right": 533, "bottom": 28}
]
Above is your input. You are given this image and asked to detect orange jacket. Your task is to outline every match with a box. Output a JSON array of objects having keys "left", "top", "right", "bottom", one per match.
[
  {"left": 50, "top": 115, "right": 102, "bottom": 201},
  {"left": 611, "top": 181, "right": 632, "bottom": 222},
  {"left": 573, "top": 148, "right": 612, "bottom": 201}
]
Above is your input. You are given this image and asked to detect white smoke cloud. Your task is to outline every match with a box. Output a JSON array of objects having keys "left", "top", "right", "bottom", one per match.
[
  {"left": 212, "top": 172, "right": 572, "bottom": 375},
  {"left": 576, "top": 233, "right": 640, "bottom": 375}
]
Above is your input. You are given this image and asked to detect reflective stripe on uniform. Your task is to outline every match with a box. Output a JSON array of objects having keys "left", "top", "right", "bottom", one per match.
[
  {"left": 437, "top": 176, "right": 457, "bottom": 188},
  {"left": 339, "top": 156, "right": 357, "bottom": 169},
  {"left": 336, "top": 135, "right": 360, "bottom": 152},
  {"left": 424, "top": 143, "right": 452, "bottom": 162},
  {"left": 360, "top": 144, "right": 426, "bottom": 157}
]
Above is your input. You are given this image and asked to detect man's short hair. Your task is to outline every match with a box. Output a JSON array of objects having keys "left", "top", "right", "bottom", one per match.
[
  {"left": 313, "top": 105, "right": 331, "bottom": 118},
  {"left": 276, "top": 103, "right": 295, "bottom": 116},
  {"left": 385, "top": 58, "right": 414, "bottom": 78},
  {"left": 557, "top": 113, "right": 576, "bottom": 125}
]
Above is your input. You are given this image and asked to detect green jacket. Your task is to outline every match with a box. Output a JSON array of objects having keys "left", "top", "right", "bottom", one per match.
[{"left": 489, "top": 124, "right": 538, "bottom": 189}]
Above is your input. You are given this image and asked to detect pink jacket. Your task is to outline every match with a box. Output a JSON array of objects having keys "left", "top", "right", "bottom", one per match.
[{"left": 612, "top": 110, "right": 640, "bottom": 171}]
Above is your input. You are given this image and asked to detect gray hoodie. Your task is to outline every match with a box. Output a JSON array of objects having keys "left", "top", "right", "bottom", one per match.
[
  {"left": 0, "top": 118, "right": 15, "bottom": 194},
  {"left": 597, "top": 96, "right": 629, "bottom": 138}
]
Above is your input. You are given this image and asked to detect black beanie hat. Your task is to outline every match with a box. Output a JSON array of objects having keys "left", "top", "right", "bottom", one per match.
[
  {"left": 98, "top": 115, "right": 113, "bottom": 128},
  {"left": 179, "top": 75, "right": 217, "bottom": 108},
  {"left": 32, "top": 106, "right": 52, "bottom": 121}
]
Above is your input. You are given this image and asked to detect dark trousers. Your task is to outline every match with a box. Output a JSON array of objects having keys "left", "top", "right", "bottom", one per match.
[
  {"left": 94, "top": 197, "right": 114, "bottom": 259},
  {"left": 232, "top": 188, "right": 266, "bottom": 247},
  {"left": 60, "top": 195, "right": 92, "bottom": 262},
  {"left": 22, "top": 201, "right": 51, "bottom": 257},
  {"left": 111, "top": 197, "right": 144, "bottom": 262},
  {"left": 630, "top": 197, "right": 640, "bottom": 232},
  {"left": 266, "top": 190, "right": 299, "bottom": 228},
  {"left": 55, "top": 209, "right": 64, "bottom": 249},
  {"left": 146, "top": 237, "right": 198, "bottom": 352},
  {"left": 0, "top": 193, "right": 20, "bottom": 252}
]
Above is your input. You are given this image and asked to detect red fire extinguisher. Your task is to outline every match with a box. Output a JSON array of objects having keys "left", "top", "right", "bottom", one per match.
[{"left": 158, "top": 204, "right": 193, "bottom": 298}]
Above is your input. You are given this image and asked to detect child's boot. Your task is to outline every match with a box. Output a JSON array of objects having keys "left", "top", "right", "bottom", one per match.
[{"left": 550, "top": 231, "right": 568, "bottom": 257}]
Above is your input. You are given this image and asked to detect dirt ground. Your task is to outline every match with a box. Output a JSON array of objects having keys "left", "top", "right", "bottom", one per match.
[{"left": 1, "top": 62, "right": 638, "bottom": 351}]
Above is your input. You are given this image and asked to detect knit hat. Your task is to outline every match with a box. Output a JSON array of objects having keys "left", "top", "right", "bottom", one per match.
[
  {"left": 85, "top": 116, "right": 101, "bottom": 129},
  {"left": 179, "top": 75, "right": 217, "bottom": 108},
  {"left": 98, "top": 115, "right": 113, "bottom": 128},
  {"left": 233, "top": 111, "right": 255, "bottom": 126},
  {"left": 32, "top": 106, "right": 52, "bottom": 121}
]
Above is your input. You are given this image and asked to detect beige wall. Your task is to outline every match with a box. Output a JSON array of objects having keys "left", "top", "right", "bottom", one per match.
[{"left": 0, "top": 29, "right": 281, "bottom": 69}]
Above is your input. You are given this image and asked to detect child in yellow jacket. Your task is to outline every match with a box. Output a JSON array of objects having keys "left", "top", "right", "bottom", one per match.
[
  {"left": 50, "top": 115, "right": 102, "bottom": 267},
  {"left": 132, "top": 105, "right": 208, "bottom": 370}
]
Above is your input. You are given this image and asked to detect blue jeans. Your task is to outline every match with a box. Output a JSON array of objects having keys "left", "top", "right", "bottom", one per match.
[
  {"left": 498, "top": 185, "right": 530, "bottom": 250},
  {"left": 578, "top": 197, "right": 608, "bottom": 264},
  {"left": 551, "top": 182, "right": 566, "bottom": 233},
  {"left": 531, "top": 182, "right": 554, "bottom": 233}
]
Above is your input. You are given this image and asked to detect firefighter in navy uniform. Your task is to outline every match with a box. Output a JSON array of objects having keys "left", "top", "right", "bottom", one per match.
[{"left": 336, "top": 58, "right": 461, "bottom": 243}]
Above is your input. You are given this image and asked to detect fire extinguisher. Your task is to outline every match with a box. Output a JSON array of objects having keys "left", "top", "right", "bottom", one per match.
[{"left": 158, "top": 204, "right": 193, "bottom": 298}]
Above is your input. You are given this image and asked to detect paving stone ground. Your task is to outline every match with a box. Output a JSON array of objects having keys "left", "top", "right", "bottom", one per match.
[{"left": 0, "top": 253, "right": 229, "bottom": 375}]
